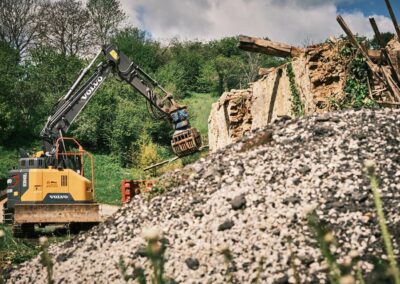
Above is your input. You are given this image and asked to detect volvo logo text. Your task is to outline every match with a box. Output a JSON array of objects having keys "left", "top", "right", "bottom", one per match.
[
  {"left": 49, "top": 194, "right": 69, "bottom": 199},
  {"left": 82, "top": 76, "right": 103, "bottom": 100}
]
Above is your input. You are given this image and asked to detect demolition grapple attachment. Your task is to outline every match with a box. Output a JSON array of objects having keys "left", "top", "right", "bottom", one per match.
[
  {"left": 171, "top": 128, "right": 202, "bottom": 157},
  {"left": 170, "top": 108, "right": 202, "bottom": 157}
]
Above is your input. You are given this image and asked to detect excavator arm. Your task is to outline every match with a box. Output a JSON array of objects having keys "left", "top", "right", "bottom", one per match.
[{"left": 40, "top": 44, "right": 202, "bottom": 161}]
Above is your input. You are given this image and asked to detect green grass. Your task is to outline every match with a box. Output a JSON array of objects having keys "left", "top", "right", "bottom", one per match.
[
  {"left": 183, "top": 92, "right": 217, "bottom": 141},
  {"left": 0, "top": 225, "right": 39, "bottom": 267},
  {"left": 287, "top": 62, "right": 305, "bottom": 118},
  {"left": 0, "top": 224, "right": 69, "bottom": 272},
  {"left": 90, "top": 154, "right": 135, "bottom": 205},
  {"left": 366, "top": 161, "right": 400, "bottom": 284}
]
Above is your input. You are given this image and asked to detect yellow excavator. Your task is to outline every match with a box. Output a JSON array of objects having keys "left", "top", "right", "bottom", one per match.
[{"left": 4, "top": 44, "right": 202, "bottom": 237}]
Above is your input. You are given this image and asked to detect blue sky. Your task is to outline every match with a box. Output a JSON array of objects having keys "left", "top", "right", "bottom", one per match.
[
  {"left": 338, "top": 1, "right": 391, "bottom": 16},
  {"left": 120, "top": 0, "right": 395, "bottom": 44}
]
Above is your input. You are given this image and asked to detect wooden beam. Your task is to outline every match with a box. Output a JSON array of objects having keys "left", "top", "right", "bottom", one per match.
[
  {"left": 369, "top": 17, "right": 399, "bottom": 80},
  {"left": 369, "top": 17, "right": 388, "bottom": 49},
  {"left": 376, "top": 100, "right": 400, "bottom": 106},
  {"left": 381, "top": 66, "right": 400, "bottom": 102},
  {"left": 238, "top": 35, "right": 305, "bottom": 58},
  {"left": 384, "top": 0, "right": 400, "bottom": 41},
  {"left": 336, "top": 15, "right": 378, "bottom": 71},
  {"left": 239, "top": 35, "right": 381, "bottom": 62}
]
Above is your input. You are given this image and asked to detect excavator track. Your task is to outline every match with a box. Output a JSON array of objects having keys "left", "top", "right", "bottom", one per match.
[{"left": 12, "top": 223, "right": 35, "bottom": 238}]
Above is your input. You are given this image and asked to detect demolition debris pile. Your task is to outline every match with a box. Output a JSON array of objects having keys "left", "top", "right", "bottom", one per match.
[
  {"left": 9, "top": 108, "right": 400, "bottom": 283},
  {"left": 209, "top": 15, "right": 400, "bottom": 152}
]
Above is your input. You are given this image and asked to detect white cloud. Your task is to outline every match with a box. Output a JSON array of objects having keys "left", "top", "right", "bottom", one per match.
[
  {"left": 340, "top": 12, "right": 394, "bottom": 39},
  {"left": 119, "top": 0, "right": 394, "bottom": 45}
]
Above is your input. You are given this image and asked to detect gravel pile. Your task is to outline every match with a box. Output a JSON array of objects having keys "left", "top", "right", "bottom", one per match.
[{"left": 9, "top": 109, "right": 400, "bottom": 283}]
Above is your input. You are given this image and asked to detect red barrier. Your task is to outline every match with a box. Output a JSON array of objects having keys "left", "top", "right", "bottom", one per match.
[{"left": 120, "top": 180, "right": 157, "bottom": 204}]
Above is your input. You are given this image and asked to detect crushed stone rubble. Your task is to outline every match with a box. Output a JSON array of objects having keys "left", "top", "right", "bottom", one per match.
[{"left": 9, "top": 109, "right": 400, "bottom": 283}]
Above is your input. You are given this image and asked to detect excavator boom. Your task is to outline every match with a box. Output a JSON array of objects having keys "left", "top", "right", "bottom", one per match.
[{"left": 41, "top": 44, "right": 202, "bottom": 159}]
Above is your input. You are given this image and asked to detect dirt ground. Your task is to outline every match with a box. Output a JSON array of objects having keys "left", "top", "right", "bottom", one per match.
[{"left": 99, "top": 204, "right": 120, "bottom": 221}]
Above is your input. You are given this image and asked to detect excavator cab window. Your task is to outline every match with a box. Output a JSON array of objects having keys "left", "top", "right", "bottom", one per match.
[{"left": 18, "top": 158, "right": 46, "bottom": 169}]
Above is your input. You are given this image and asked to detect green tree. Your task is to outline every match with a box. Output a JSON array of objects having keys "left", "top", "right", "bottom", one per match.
[
  {"left": 87, "top": 0, "right": 126, "bottom": 45},
  {"left": 0, "top": 41, "right": 85, "bottom": 146},
  {"left": 198, "top": 60, "right": 219, "bottom": 94},
  {"left": 0, "top": 41, "right": 21, "bottom": 144},
  {"left": 208, "top": 36, "right": 242, "bottom": 58},
  {"left": 214, "top": 55, "right": 245, "bottom": 94},
  {"left": 199, "top": 36, "right": 282, "bottom": 95},
  {"left": 0, "top": 0, "right": 46, "bottom": 57},
  {"left": 21, "top": 46, "right": 84, "bottom": 136},
  {"left": 370, "top": 32, "right": 395, "bottom": 49},
  {"left": 169, "top": 41, "right": 205, "bottom": 97},
  {"left": 71, "top": 81, "right": 118, "bottom": 151},
  {"left": 112, "top": 27, "right": 165, "bottom": 73},
  {"left": 40, "top": 0, "right": 92, "bottom": 56}
]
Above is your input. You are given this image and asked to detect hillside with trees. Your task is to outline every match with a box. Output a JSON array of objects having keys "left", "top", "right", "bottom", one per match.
[{"left": 0, "top": 0, "right": 281, "bottom": 189}]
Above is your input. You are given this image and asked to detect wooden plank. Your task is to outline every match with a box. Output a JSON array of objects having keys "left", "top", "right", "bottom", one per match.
[
  {"left": 376, "top": 101, "right": 400, "bottom": 107},
  {"left": 14, "top": 203, "right": 100, "bottom": 223},
  {"left": 239, "top": 35, "right": 305, "bottom": 58},
  {"left": 369, "top": 17, "right": 397, "bottom": 68},
  {"left": 381, "top": 66, "right": 400, "bottom": 102},
  {"left": 370, "top": 17, "right": 388, "bottom": 49},
  {"left": 144, "top": 156, "right": 179, "bottom": 171},
  {"left": 144, "top": 144, "right": 209, "bottom": 171}
]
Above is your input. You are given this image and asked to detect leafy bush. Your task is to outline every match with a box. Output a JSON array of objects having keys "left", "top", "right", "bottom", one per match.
[
  {"left": 136, "top": 132, "right": 161, "bottom": 170},
  {"left": 334, "top": 41, "right": 378, "bottom": 110},
  {"left": 0, "top": 147, "right": 18, "bottom": 180},
  {"left": 340, "top": 55, "right": 376, "bottom": 109},
  {"left": 112, "top": 27, "right": 165, "bottom": 73}
]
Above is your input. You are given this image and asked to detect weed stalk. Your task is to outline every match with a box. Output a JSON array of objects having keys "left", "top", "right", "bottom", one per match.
[
  {"left": 39, "top": 237, "right": 54, "bottom": 284},
  {"left": 307, "top": 211, "right": 341, "bottom": 284},
  {"left": 220, "top": 246, "right": 235, "bottom": 284},
  {"left": 365, "top": 160, "right": 400, "bottom": 284}
]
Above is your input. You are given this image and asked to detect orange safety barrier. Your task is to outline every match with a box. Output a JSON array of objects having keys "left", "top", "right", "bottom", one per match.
[{"left": 120, "top": 180, "right": 157, "bottom": 204}]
